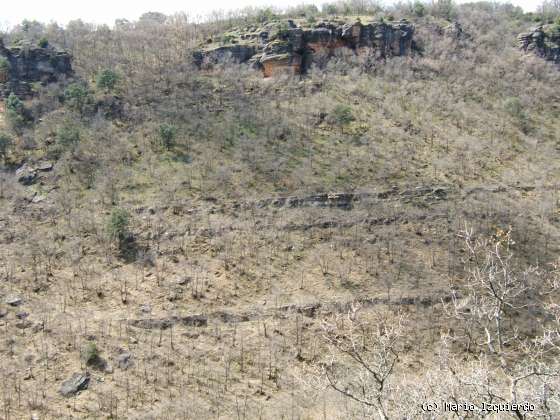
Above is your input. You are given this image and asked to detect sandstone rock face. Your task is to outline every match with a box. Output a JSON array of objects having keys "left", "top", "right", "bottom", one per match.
[
  {"left": 0, "top": 38, "right": 73, "bottom": 98},
  {"left": 518, "top": 25, "right": 560, "bottom": 65},
  {"left": 194, "top": 19, "right": 416, "bottom": 77},
  {"left": 193, "top": 45, "right": 257, "bottom": 67}
]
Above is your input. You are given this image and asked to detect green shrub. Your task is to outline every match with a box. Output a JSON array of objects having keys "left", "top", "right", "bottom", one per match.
[
  {"left": 503, "top": 97, "right": 525, "bottom": 119},
  {"left": 333, "top": 104, "right": 354, "bottom": 127},
  {"left": 108, "top": 208, "right": 130, "bottom": 242},
  {"left": 0, "top": 57, "right": 9, "bottom": 73},
  {"left": 6, "top": 92, "right": 24, "bottom": 114},
  {"left": 56, "top": 123, "right": 81, "bottom": 149},
  {"left": 276, "top": 22, "right": 290, "bottom": 38},
  {"left": 6, "top": 93, "right": 27, "bottom": 131},
  {"left": 158, "top": 123, "right": 177, "bottom": 150},
  {"left": 64, "top": 83, "right": 91, "bottom": 114},
  {"left": 96, "top": 69, "right": 118, "bottom": 92},
  {"left": 38, "top": 37, "right": 49, "bottom": 48},
  {"left": 221, "top": 34, "right": 236, "bottom": 45},
  {"left": 81, "top": 342, "right": 100, "bottom": 365},
  {"left": 413, "top": 1, "right": 426, "bottom": 17},
  {"left": 256, "top": 8, "right": 276, "bottom": 23},
  {"left": 550, "top": 20, "right": 560, "bottom": 34}
]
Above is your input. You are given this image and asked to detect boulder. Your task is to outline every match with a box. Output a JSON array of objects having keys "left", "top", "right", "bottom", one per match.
[
  {"left": 16, "top": 311, "right": 29, "bottom": 319},
  {"left": 5, "top": 295, "right": 23, "bottom": 306},
  {"left": 16, "top": 163, "right": 38, "bottom": 186},
  {"left": 31, "top": 194, "right": 46, "bottom": 204},
  {"left": 18, "top": 173, "right": 38, "bottom": 186},
  {"left": 35, "top": 161, "right": 53, "bottom": 172},
  {"left": 116, "top": 352, "right": 133, "bottom": 370},
  {"left": 59, "top": 373, "right": 89, "bottom": 397}
]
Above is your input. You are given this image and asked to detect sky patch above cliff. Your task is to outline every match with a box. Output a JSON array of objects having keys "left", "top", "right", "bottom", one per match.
[{"left": 1, "top": 0, "right": 542, "bottom": 27}]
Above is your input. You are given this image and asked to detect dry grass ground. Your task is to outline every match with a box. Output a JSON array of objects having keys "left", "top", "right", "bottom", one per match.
[{"left": 1, "top": 179, "right": 559, "bottom": 418}]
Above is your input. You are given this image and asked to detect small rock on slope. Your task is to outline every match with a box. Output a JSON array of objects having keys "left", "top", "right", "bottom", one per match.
[{"left": 59, "top": 373, "right": 90, "bottom": 397}]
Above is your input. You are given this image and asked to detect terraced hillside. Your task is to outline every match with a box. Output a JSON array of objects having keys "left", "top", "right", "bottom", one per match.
[{"left": 1, "top": 2, "right": 560, "bottom": 419}]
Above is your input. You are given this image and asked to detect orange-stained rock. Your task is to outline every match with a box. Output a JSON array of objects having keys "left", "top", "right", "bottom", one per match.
[
  {"left": 261, "top": 54, "right": 301, "bottom": 77},
  {"left": 193, "top": 19, "right": 417, "bottom": 77}
]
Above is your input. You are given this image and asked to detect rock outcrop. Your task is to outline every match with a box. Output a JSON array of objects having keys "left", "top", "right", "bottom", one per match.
[
  {"left": 59, "top": 373, "right": 89, "bottom": 397},
  {"left": 15, "top": 161, "right": 53, "bottom": 186},
  {"left": 518, "top": 25, "right": 560, "bottom": 65},
  {"left": 0, "top": 38, "right": 72, "bottom": 98},
  {"left": 194, "top": 18, "right": 416, "bottom": 77}
]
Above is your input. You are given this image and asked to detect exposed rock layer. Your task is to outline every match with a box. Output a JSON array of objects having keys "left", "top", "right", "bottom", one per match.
[
  {"left": 195, "top": 19, "right": 415, "bottom": 76},
  {"left": 518, "top": 25, "right": 560, "bottom": 64},
  {"left": 0, "top": 39, "right": 73, "bottom": 97}
]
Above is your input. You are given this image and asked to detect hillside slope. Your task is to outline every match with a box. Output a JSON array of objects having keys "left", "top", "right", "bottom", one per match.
[{"left": 1, "top": 2, "right": 560, "bottom": 419}]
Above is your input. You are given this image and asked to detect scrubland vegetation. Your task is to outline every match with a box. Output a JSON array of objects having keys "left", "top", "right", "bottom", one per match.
[{"left": 1, "top": 0, "right": 560, "bottom": 418}]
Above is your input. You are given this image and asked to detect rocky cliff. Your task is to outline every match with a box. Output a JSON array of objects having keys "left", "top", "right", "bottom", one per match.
[
  {"left": 0, "top": 38, "right": 73, "bottom": 97},
  {"left": 518, "top": 25, "right": 560, "bottom": 65},
  {"left": 194, "top": 18, "right": 415, "bottom": 77}
]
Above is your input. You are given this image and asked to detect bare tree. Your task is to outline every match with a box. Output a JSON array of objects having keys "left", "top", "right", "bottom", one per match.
[
  {"left": 321, "top": 305, "right": 406, "bottom": 419},
  {"left": 443, "top": 226, "right": 560, "bottom": 418}
]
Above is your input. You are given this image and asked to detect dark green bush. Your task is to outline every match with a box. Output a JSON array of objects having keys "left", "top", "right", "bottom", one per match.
[
  {"left": 38, "top": 37, "right": 49, "bottom": 48},
  {"left": 6, "top": 92, "right": 24, "bottom": 114},
  {"left": 277, "top": 21, "right": 290, "bottom": 38},
  {"left": 333, "top": 104, "right": 354, "bottom": 127},
  {"left": 256, "top": 8, "right": 276, "bottom": 23},
  {"left": 0, "top": 57, "right": 9, "bottom": 73},
  {"left": 551, "top": 19, "right": 560, "bottom": 34},
  {"left": 221, "top": 34, "right": 236, "bottom": 45},
  {"left": 158, "top": 123, "right": 177, "bottom": 150},
  {"left": 6, "top": 93, "right": 28, "bottom": 131},
  {"left": 108, "top": 207, "right": 130, "bottom": 243},
  {"left": 503, "top": 97, "right": 524, "bottom": 119},
  {"left": 96, "top": 69, "right": 119, "bottom": 92},
  {"left": 56, "top": 123, "right": 81, "bottom": 149},
  {"left": 413, "top": 1, "right": 426, "bottom": 17},
  {"left": 64, "top": 83, "right": 91, "bottom": 114},
  {"left": 81, "top": 342, "right": 99, "bottom": 365}
]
